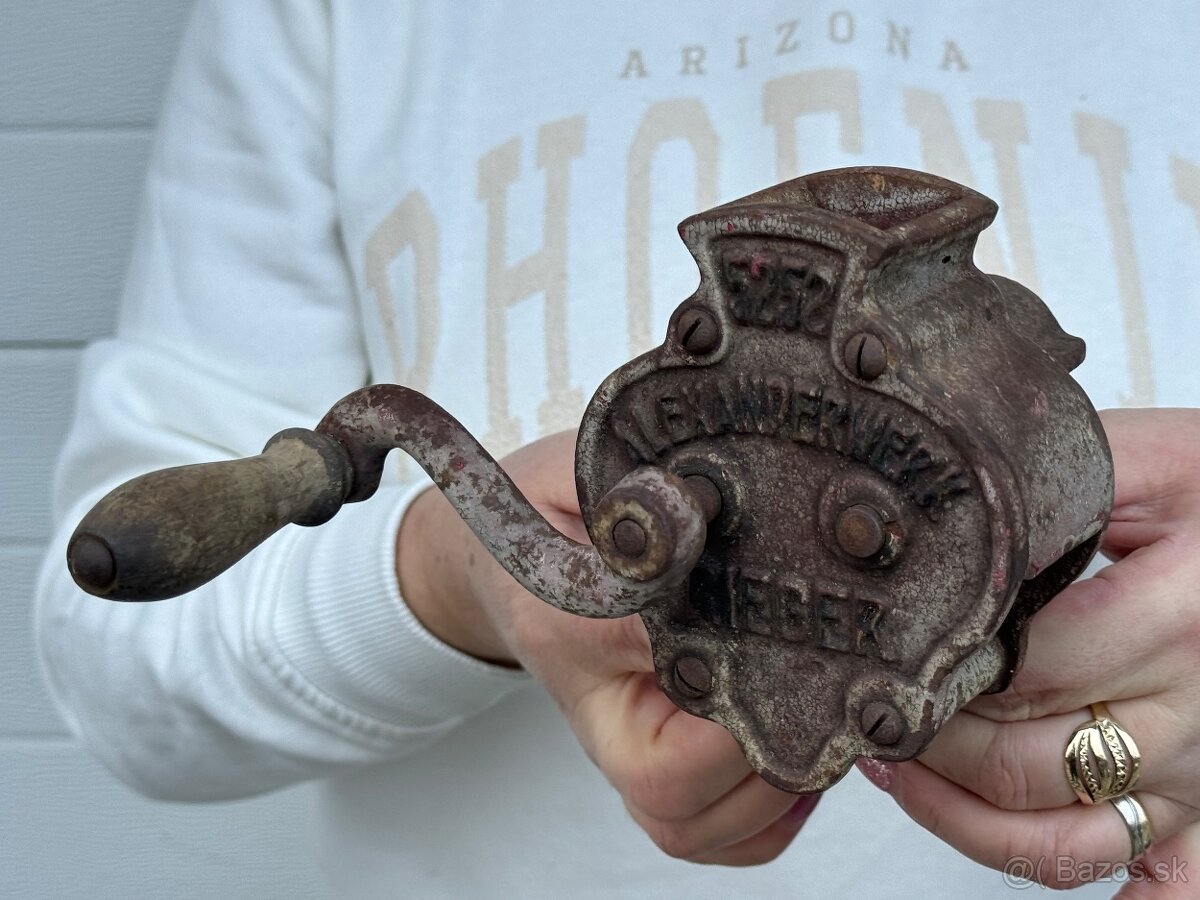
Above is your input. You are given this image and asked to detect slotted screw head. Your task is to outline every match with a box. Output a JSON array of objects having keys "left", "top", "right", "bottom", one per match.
[
  {"left": 673, "top": 656, "right": 713, "bottom": 698},
  {"left": 675, "top": 308, "right": 720, "bottom": 355},
  {"left": 861, "top": 701, "right": 904, "bottom": 746},
  {"left": 844, "top": 332, "right": 887, "bottom": 380}
]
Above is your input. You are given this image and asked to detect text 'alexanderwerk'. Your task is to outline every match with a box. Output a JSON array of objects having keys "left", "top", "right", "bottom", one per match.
[{"left": 615, "top": 373, "right": 972, "bottom": 510}]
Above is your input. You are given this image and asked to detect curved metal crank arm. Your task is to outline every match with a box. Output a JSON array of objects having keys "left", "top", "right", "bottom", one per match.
[
  {"left": 314, "top": 385, "right": 709, "bottom": 618},
  {"left": 67, "top": 385, "right": 707, "bottom": 615}
]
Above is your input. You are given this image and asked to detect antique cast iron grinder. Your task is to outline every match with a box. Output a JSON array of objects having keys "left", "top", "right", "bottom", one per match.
[{"left": 67, "top": 167, "right": 1113, "bottom": 794}]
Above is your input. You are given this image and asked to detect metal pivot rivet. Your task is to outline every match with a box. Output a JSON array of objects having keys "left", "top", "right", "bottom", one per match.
[
  {"left": 673, "top": 656, "right": 713, "bottom": 698},
  {"left": 675, "top": 308, "right": 720, "bottom": 355},
  {"left": 612, "top": 518, "right": 647, "bottom": 558},
  {"left": 844, "top": 332, "right": 888, "bottom": 380},
  {"left": 860, "top": 701, "right": 904, "bottom": 746},
  {"left": 835, "top": 505, "right": 887, "bottom": 559}
]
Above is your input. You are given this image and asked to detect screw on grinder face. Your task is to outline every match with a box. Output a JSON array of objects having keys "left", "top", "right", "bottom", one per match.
[{"left": 66, "top": 167, "right": 1113, "bottom": 795}]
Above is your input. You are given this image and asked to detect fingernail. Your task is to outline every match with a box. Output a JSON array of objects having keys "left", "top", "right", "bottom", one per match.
[
  {"left": 784, "top": 792, "right": 821, "bottom": 825},
  {"left": 856, "top": 758, "right": 896, "bottom": 793}
]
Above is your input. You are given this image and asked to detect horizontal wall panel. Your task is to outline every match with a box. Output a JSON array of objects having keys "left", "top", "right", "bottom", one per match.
[
  {"left": 0, "top": 348, "right": 80, "bottom": 543},
  {"left": 0, "top": 741, "right": 323, "bottom": 899},
  {"left": 0, "top": 2, "right": 190, "bottom": 127},
  {"left": 0, "top": 547, "right": 67, "bottom": 736},
  {"left": 0, "top": 131, "right": 150, "bottom": 342}
]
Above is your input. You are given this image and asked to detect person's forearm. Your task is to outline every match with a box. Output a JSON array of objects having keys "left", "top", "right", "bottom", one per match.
[{"left": 396, "top": 486, "right": 519, "bottom": 667}]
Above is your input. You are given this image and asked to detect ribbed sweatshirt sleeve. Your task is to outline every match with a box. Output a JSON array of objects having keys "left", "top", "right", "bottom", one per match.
[{"left": 33, "top": 0, "right": 527, "bottom": 802}]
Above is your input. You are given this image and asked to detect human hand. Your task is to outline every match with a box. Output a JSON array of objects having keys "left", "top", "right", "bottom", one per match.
[
  {"left": 857, "top": 408, "right": 1200, "bottom": 895},
  {"left": 397, "top": 430, "right": 820, "bottom": 865}
]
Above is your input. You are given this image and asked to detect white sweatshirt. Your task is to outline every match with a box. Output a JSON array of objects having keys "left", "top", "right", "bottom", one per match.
[{"left": 35, "top": 2, "right": 1198, "bottom": 897}]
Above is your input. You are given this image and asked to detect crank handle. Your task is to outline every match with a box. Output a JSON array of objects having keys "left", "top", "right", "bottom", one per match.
[{"left": 67, "top": 386, "right": 710, "bottom": 617}]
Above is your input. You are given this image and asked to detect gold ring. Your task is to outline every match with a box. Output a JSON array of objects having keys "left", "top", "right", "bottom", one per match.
[
  {"left": 1063, "top": 702, "right": 1142, "bottom": 805},
  {"left": 1110, "top": 793, "right": 1154, "bottom": 859}
]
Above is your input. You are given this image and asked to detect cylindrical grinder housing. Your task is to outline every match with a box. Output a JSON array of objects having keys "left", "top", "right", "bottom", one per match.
[{"left": 577, "top": 167, "right": 1112, "bottom": 792}]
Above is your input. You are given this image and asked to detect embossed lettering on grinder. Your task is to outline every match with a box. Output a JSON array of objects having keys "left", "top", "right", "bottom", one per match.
[{"left": 576, "top": 167, "right": 1112, "bottom": 792}]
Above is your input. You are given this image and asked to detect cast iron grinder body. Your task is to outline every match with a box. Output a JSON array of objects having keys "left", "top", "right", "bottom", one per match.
[
  {"left": 67, "top": 167, "right": 1113, "bottom": 794},
  {"left": 577, "top": 167, "right": 1111, "bottom": 791}
]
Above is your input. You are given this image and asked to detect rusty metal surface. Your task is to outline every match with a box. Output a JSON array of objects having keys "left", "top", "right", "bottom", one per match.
[
  {"left": 67, "top": 166, "right": 1113, "bottom": 796},
  {"left": 576, "top": 167, "right": 1113, "bottom": 792},
  {"left": 315, "top": 387, "right": 707, "bottom": 617}
]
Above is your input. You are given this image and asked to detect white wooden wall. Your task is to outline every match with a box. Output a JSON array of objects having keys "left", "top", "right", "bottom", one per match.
[{"left": 1, "top": 5, "right": 324, "bottom": 897}]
